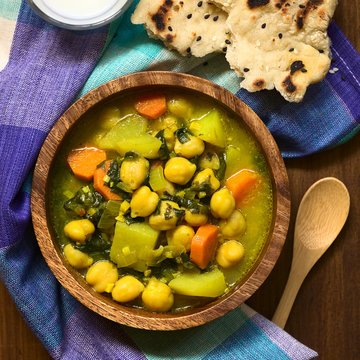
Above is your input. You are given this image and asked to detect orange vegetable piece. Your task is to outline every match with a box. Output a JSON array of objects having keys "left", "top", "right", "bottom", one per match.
[
  {"left": 67, "top": 147, "right": 106, "bottom": 182},
  {"left": 190, "top": 224, "right": 219, "bottom": 269},
  {"left": 135, "top": 93, "right": 167, "bottom": 119},
  {"left": 93, "top": 160, "right": 122, "bottom": 201},
  {"left": 225, "top": 169, "right": 258, "bottom": 205}
]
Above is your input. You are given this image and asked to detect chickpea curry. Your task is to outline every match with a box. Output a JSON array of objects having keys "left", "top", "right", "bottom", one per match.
[{"left": 50, "top": 91, "right": 273, "bottom": 313}]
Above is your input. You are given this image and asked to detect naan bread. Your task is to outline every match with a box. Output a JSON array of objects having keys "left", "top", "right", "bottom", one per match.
[
  {"left": 226, "top": 0, "right": 338, "bottom": 102},
  {"left": 131, "top": 0, "right": 230, "bottom": 57}
]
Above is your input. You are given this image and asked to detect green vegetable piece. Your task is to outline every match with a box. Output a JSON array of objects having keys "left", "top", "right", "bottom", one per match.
[
  {"left": 98, "top": 106, "right": 122, "bottom": 130},
  {"left": 110, "top": 222, "right": 160, "bottom": 272},
  {"left": 168, "top": 268, "right": 226, "bottom": 297},
  {"left": 224, "top": 146, "right": 243, "bottom": 179},
  {"left": 115, "top": 134, "right": 162, "bottom": 159},
  {"left": 98, "top": 114, "right": 147, "bottom": 150},
  {"left": 189, "top": 110, "right": 226, "bottom": 148},
  {"left": 149, "top": 165, "right": 167, "bottom": 192},
  {"left": 97, "top": 200, "right": 121, "bottom": 230}
]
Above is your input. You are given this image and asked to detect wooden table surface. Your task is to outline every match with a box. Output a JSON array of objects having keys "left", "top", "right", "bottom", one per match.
[{"left": 1, "top": 1, "right": 359, "bottom": 359}]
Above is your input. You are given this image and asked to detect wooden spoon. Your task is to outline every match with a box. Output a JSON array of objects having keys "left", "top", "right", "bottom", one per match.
[{"left": 272, "top": 177, "right": 350, "bottom": 329}]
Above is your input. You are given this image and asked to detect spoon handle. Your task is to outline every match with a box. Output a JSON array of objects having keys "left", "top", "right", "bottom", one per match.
[{"left": 272, "top": 264, "right": 309, "bottom": 329}]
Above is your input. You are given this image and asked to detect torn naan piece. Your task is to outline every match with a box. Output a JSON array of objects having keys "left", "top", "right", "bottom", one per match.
[
  {"left": 131, "top": 0, "right": 231, "bottom": 57},
  {"left": 226, "top": 0, "right": 338, "bottom": 102}
]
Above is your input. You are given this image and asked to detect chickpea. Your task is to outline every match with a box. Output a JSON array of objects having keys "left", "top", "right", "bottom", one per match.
[
  {"left": 64, "top": 219, "right": 95, "bottom": 244},
  {"left": 130, "top": 186, "right": 159, "bottom": 218},
  {"left": 63, "top": 244, "right": 93, "bottom": 269},
  {"left": 142, "top": 278, "right": 174, "bottom": 312},
  {"left": 210, "top": 188, "right": 235, "bottom": 219},
  {"left": 112, "top": 275, "right": 144, "bottom": 303},
  {"left": 166, "top": 225, "right": 195, "bottom": 252},
  {"left": 164, "top": 157, "right": 196, "bottom": 185},
  {"left": 149, "top": 201, "right": 184, "bottom": 230},
  {"left": 120, "top": 156, "right": 149, "bottom": 190},
  {"left": 152, "top": 115, "right": 177, "bottom": 133},
  {"left": 216, "top": 240, "right": 245, "bottom": 268},
  {"left": 192, "top": 168, "right": 220, "bottom": 194},
  {"left": 184, "top": 209, "right": 208, "bottom": 227},
  {"left": 174, "top": 135, "right": 205, "bottom": 158},
  {"left": 167, "top": 97, "right": 193, "bottom": 118},
  {"left": 86, "top": 261, "right": 118, "bottom": 293},
  {"left": 220, "top": 210, "right": 246, "bottom": 238}
]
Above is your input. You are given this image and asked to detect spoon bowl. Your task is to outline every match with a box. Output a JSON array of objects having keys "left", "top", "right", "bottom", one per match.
[{"left": 272, "top": 177, "right": 350, "bottom": 329}]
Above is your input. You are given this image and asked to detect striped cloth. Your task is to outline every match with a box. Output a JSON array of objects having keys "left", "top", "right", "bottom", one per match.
[{"left": 0, "top": 1, "right": 359, "bottom": 359}]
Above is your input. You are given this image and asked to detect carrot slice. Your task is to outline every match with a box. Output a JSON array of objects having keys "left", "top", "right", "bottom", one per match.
[
  {"left": 135, "top": 93, "right": 167, "bottom": 119},
  {"left": 225, "top": 169, "right": 258, "bottom": 205},
  {"left": 190, "top": 224, "right": 219, "bottom": 269},
  {"left": 93, "top": 160, "right": 122, "bottom": 201},
  {"left": 67, "top": 147, "right": 106, "bottom": 181}
]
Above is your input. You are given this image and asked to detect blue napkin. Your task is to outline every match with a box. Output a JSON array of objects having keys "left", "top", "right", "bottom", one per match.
[{"left": 1, "top": 1, "right": 359, "bottom": 359}]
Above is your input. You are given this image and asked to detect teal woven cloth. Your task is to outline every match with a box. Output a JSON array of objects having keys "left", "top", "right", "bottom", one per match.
[{"left": 1, "top": 1, "right": 359, "bottom": 359}]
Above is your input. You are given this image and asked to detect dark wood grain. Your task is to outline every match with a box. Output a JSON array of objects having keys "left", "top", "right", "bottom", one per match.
[
  {"left": 1, "top": 0, "right": 359, "bottom": 357},
  {"left": 31, "top": 72, "right": 289, "bottom": 330}
]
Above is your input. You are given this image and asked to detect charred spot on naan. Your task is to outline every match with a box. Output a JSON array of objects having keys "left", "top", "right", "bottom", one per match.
[
  {"left": 275, "top": 0, "right": 288, "bottom": 9},
  {"left": 296, "top": 0, "right": 324, "bottom": 30},
  {"left": 151, "top": 0, "right": 174, "bottom": 32},
  {"left": 247, "top": 0, "right": 270, "bottom": 9},
  {"left": 252, "top": 79, "right": 266, "bottom": 89},
  {"left": 282, "top": 76, "right": 297, "bottom": 93}
]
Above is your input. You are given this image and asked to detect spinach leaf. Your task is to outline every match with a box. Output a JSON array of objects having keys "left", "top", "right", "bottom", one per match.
[
  {"left": 155, "top": 129, "right": 170, "bottom": 160},
  {"left": 215, "top": 152, "right": 226, "bottom": 181},
  {"left": 175, "top": 128, "right": 192, "bottom": 144},
  {"left": 165, "top": 194, "right": 210, "bottom": 215},
  {"left": 122, "top": 212, "right": 145, "bottom": 225},
  {"left": 106, "top": 159, "right": 121, "bottom": 184},
  {"left": 124, "top": 151, "right": 140, "bottom": 162},
  {"left": 74, "top": 230, "right": 111, "bottom": 254},
  {"left": 64, "top": 185, "right": 106, "bottom": 223}
]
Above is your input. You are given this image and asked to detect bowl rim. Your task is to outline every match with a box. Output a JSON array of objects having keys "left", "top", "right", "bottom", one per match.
[{"left": 31, "top": 71, "right": 290, "bottom": 330}]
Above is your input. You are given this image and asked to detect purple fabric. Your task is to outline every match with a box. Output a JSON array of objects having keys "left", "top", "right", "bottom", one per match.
[{"left": 54, "top": 306, "right": 146, "bottom": 360}]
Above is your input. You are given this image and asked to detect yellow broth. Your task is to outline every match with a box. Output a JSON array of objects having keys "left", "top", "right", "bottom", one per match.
[{"left": 49, "top": 91, "right": 273, "bottom": 312}]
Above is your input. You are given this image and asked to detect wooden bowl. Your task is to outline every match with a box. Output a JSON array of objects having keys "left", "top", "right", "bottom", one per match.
[{"left": 31, "top": 72, "right": 290, "bottom": 330}]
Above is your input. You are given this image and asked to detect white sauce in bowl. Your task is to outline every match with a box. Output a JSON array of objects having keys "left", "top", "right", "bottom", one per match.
[
  {"left": 44, "top": 0, "right": 118, "bottom": 20},
  {"left": 29, "top": 0, "right": 132, "bottom": 29}
]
